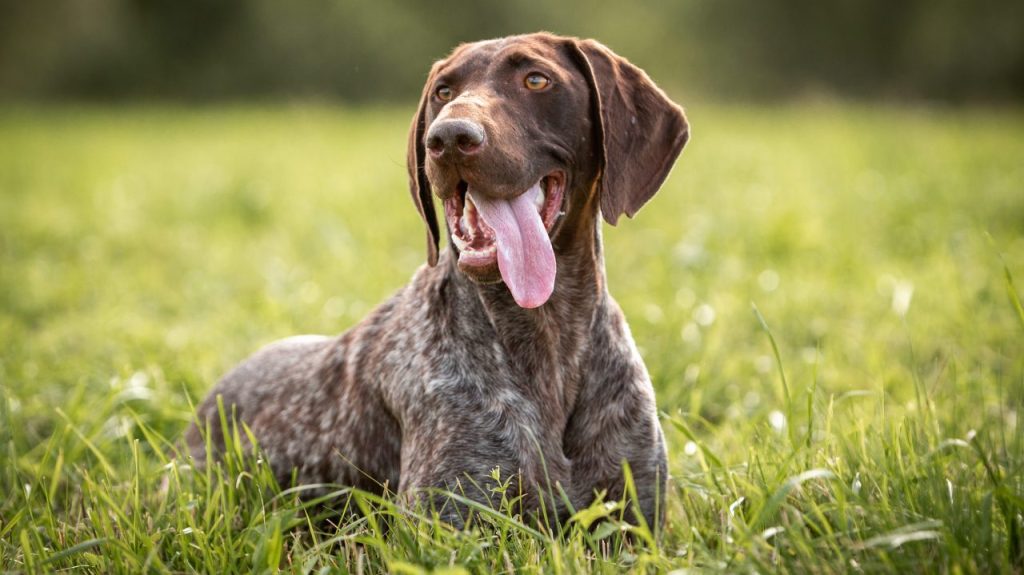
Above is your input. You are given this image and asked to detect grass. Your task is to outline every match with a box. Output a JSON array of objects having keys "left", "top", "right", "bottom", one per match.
[{"left": 0, "top": 102, "right": 1022, "bottom": 573}]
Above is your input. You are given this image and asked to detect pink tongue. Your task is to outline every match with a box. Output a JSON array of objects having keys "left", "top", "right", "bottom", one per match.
[{"left": 468, "top": 184, "right": 556, "bottom": 308}]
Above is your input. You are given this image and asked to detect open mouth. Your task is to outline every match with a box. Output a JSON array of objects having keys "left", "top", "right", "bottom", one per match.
[{"left": 444, "top": 172, "right": 565, "bottom": 268}]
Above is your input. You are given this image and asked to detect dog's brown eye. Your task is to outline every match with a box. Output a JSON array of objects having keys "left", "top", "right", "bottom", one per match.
[
  {"left": 435, "top": 85, "right": 453, "bottom": 102},
  {"left": 524, "top": 73, "right": 551, "bottom": 91}
]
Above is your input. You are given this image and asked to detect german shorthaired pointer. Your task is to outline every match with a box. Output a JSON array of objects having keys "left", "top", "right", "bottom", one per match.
[{"left": 186, "top": 32, "right": 689, "bottom": 528}]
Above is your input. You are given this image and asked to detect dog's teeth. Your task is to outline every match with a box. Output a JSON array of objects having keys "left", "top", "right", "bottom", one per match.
[
  {"left": 462, "top": 196, "right": 477, "bottom": 235},
  {"left": 451, "top": 233, "right": 468, "bottom": 250},
  {"left": 534, "top": 189, "right": 546, "bottom": 211}
]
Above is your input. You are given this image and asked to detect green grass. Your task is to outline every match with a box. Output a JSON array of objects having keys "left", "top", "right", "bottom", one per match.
[{"left": 1, "top": 102, "right": 1022, "bottom": 573}]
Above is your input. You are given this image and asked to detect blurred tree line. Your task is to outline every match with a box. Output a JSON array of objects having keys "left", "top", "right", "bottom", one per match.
[{"left": 1, "top": 0, "right": 1021, "bottom": 103}]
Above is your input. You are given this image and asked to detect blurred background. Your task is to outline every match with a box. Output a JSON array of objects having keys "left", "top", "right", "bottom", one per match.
[
  {"left": 2, "top": 3, "right": 1023, "bottom": 570},
  {"left": 2, "top": 0, "right": 1023, "bottom": 105}
]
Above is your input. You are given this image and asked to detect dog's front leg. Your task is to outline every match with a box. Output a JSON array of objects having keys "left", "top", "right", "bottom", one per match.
[
  {"left": 564, "top": 380, "right": 667, "bottom": 531},
  {"left": 564, "top": 311, "right": 669, "bottom": 531}
]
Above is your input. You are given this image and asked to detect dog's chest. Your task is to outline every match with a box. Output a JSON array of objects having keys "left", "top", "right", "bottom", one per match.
[{"left": 387, "top": 333, "right": 582, "bottom": 431}]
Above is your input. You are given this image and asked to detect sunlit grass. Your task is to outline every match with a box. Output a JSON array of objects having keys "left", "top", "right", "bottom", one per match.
[{"left": 1, "top": 103, "right": 1022, "bottom": 573}]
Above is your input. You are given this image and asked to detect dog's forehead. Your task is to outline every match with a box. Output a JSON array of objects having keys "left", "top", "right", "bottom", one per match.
[{"left": 436, "top": 34, "right": 566, "bottom": 79}]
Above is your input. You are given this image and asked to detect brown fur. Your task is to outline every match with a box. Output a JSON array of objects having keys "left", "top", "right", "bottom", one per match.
[{"left": 186, "top": 32, "right": 689, "bottom": 528}]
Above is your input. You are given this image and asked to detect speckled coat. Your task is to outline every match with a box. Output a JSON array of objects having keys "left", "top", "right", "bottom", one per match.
[{"left": 186, "top": 32, "right": 689, "bottom": 528}]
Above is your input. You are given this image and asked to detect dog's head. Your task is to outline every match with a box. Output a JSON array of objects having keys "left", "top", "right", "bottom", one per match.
[{"left": 407, "top": 33, "right": 689, "bottom": 308}]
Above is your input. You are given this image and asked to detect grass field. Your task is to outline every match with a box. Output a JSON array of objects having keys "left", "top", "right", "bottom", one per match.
[{"left": 1, "top": 103, "right": 1023, "bottom": 573}]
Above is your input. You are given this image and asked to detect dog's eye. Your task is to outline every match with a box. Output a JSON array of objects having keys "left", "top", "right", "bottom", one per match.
[
  {"left": 435, "top": 85, "right": 454, "bottom": 102},
  {"left": 524, "top": 73, "right": 551, "bottom": 91}
]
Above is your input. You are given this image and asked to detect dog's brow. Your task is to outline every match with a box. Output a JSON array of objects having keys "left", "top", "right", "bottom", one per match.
[
  {"left": 503, "top": 51, "right": 543, "bottom": 69},
  {"left": 434, "top": 58, "right": 473, "bottom": 85},
  {"left": 433, "top": 61, "right": 462, "bottom": 84},
  {"left": 435, "top": 72, "right": 457, "bottom": 87}
]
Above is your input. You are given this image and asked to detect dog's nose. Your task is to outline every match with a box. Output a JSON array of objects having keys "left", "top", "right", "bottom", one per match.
[{"left": 425, "top": 119, "right": 485, "bottom": 158}]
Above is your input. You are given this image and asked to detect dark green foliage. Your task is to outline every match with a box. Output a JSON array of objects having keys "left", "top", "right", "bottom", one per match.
[{"left": 0, "top": 0, "right": 1022, "bottom": 102}]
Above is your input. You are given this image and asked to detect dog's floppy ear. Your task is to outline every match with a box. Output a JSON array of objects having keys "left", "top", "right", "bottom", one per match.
[
  {"left": 569, "top": 39, "right": 690, "bottom": 225},
  {"left": 407, "top": 65, "right": 441, "bottom": 266}
]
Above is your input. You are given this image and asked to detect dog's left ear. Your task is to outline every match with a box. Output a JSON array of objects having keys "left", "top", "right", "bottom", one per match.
[
  {"left": 568, "top": 39, "right": 690, "bottom": 225},
  {"left": 407, "top": 65, "right": 441, "bottom": 266}
]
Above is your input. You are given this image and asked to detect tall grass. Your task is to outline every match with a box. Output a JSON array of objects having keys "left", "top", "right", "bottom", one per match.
[{"left": 1, "top": 103, "right": 1022, "bottom": 572}]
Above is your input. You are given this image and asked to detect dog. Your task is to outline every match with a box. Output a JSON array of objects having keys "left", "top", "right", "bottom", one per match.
[{"left": 186, "top": 32, "right": 689, "bottom": 528}]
